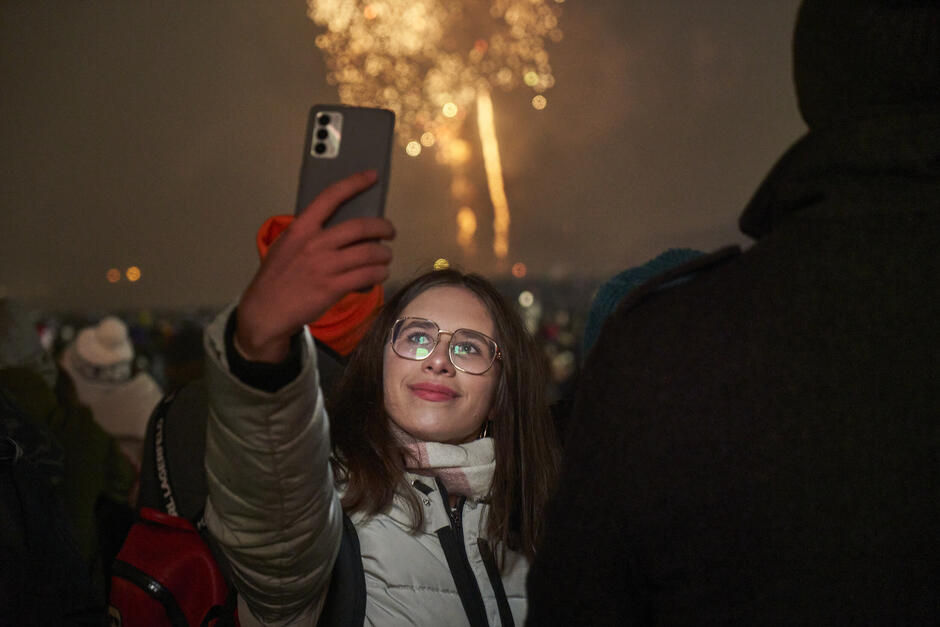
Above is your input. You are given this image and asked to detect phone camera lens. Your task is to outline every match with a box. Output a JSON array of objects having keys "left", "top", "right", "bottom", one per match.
[
  {"left": 316, "top": 129, "right": 329, "bottom": 140},
  {"left": 314, "top": 143, "right": 327, "bottom": 154},
  {"left": 317, "top": 114, "right": 331, "bottom": 126}
]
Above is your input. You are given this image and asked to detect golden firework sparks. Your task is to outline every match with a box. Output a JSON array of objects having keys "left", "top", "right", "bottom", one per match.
[{"left": 307, "top": 0, "right": 563, "bottom": 261}]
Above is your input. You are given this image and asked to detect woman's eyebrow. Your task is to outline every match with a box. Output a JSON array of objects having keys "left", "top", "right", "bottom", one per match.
[{"left": 405, "top": 318, "right": 436, "bottom": 328}]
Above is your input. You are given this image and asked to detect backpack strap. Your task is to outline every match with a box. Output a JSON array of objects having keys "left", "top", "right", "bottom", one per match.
[
  {"left": 149, "top": 387, "right": 211, "bottom": 533},
  {"left": 146, "top": 390, "right": 240, "bottom": 620},
  {"left": 318, "top": 513, "right": 366, "bottom": 627},
  {"left": 111, "top": 558, "right": 189, "bottom": 627},
  {"left": 478, "top": 538, "right": 515, "bottom": 627},
  {"left": 150, "top": 389, "right": 181, "bottom": 517}
]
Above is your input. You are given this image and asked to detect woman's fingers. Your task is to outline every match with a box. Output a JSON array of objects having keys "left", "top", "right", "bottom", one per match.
[
  {"left": 319, "top": 240, "right": 394, "bottom": 276},
  {"left": 316, "top": 216, "right": 396, "bottom": 251},
  {"left": 292, "top": 169, "right": 378, "bottom": 236},
  {"left": 333, "top": 265, "right": 392, "bottom": 295}
]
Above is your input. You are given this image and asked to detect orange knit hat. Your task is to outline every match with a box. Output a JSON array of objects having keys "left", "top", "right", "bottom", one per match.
[{"left": 256, "top": 215, "right": 383, "bottom": 356}]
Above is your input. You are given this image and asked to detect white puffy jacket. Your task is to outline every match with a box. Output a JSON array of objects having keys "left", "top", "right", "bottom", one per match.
[{"left": 203, "top": 306, "right": 529, "bottom": 626}]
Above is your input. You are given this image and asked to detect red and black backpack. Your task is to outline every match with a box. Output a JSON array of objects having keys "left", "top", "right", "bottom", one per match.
[{"left": 109, "top": 381, "right": 364, "bottom": 627}]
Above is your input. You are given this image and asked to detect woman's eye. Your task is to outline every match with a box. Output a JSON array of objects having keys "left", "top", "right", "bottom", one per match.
[
  {"left": 407, "top": 332, "right": 433, "bottom": 345},
  {"left": 453, "top": 342, "right": 480, "bottom": 356}
]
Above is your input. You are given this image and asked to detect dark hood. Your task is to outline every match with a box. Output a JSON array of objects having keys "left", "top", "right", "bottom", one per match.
[
  {"left": 740, "top": 0, "right": 940, "bottom": 239},
  {"left": 792, "top": 0, "right": 940, "bottom": 130},
  {"left": 739, "top": 109, "right": 940, "bottom": 239}
]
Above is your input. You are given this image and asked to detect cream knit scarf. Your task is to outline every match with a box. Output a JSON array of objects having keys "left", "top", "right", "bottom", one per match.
[{"left": 390, "top": 422, "right": 495, "bottom": 500}]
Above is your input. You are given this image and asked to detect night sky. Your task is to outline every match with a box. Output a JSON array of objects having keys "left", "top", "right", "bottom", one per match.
[{"left": 0, "top": 1, "right": 805, "bottom": 310}]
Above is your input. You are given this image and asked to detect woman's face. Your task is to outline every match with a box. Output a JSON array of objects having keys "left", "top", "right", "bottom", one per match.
[{"left": 383, "top": 286, "right": 500, "bottom": 444}]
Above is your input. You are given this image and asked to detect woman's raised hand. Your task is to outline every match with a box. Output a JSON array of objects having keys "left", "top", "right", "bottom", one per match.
[{"left": 235, "top": 170, "right": 395, "bottom": 363}]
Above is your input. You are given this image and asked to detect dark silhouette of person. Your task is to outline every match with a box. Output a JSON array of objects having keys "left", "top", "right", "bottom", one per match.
[{"left": 526, "top": 0, "right": 940, "bottom": 624}]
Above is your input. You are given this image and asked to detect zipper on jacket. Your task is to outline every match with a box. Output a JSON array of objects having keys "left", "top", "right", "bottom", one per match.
[
  {"left": 436, "top": 478, "right": 469, "bottom": 556},
  {"left": 433, "top": 479, "right": 489, "bottom": 627},
  {"left": 449, "top": 495, "right": 466, "bottom": 533}
]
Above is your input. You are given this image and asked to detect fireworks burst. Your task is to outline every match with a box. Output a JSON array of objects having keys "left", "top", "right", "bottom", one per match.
[{"left": 307, "top": 0, "right": 564, "bottom": 260}]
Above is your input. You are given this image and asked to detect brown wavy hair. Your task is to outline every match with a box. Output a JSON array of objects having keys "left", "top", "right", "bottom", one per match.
[{"left": 328, "top": 268, "right": 560, "bottom": 562}]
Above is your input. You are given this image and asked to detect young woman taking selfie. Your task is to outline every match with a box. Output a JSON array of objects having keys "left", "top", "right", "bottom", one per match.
[{"left": 203, "top": 171, "right": 560, "bottom": 626}]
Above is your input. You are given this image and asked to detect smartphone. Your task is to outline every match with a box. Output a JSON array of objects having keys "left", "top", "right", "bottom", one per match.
[{"left": 295, "top": 105, "right": 396, "bottom": 228}]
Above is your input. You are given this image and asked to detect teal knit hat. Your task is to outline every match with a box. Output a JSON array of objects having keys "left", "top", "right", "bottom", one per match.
[{"left": 582, "top": 248, "right": 703, "bottom": 355}]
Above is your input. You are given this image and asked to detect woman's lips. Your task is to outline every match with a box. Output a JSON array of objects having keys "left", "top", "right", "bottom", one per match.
[{"left": 409, "top": 383, "right": 459, "bottom": 402}]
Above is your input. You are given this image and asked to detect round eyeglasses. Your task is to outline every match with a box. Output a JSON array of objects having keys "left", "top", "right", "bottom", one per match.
[{"left": 390, "top": 317, "right": 502, "bottom": 375}]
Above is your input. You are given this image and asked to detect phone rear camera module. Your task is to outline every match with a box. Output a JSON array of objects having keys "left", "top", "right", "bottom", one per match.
[{"left": 311, "top": 110, "right": 342, "bottom": 158}]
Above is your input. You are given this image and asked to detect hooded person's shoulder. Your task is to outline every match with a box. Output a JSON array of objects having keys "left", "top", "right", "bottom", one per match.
[{"left": 612, "top": 245, "right": 742, "bottom": 318}]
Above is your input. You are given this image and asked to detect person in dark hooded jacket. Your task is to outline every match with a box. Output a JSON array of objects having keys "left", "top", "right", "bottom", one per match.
[{"left": 526, "top": 0, "right": 940, "bottom": 624}]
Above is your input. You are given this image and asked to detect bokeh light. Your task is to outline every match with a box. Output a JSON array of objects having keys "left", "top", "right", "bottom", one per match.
[
  {"left": 106, "top": 268, "right": 121, "bottom": 283},
  {"left": 451, "top": 175, "right": 474, "bottom": 200},
  {"left": 126, "top": 266, "right": 141, "bottom": 282},
  {"left": 433, "top": 258, "right": 451, "bottom": 270},
  {"left": 442, "top": 138, "right": 471, "bottom": 165},
  {"left": 532, "top": 94, "right": 547, "bottom": 110},
  {"left": 550, "top": 350, "right": 575, "bottom": 383},
  {"left": 60, "top": 324, "right": 75, "bottom": 342},
  {"left": 457, "top": 207, "right": 478, "bottom": 251},
  {"left": 405, "top": 141, "right": 422, "bottom": 156},
  {"left": 511, "top": 262, "right": 527, "bottom": 278},
  {"left": 518, "top": 290, "right": 534, "bottom": 307}
]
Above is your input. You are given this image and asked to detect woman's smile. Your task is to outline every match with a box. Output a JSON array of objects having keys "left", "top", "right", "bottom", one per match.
[{"left": 409, "top": 382, "right": 459, "bottom": 402}]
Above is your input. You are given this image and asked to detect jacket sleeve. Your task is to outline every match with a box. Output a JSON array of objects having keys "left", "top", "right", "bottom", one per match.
[{"left": 203, "top": 303, "right": 343, "bottom": 626}]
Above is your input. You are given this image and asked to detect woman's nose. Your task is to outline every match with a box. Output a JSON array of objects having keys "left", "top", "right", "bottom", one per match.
[{"left": 423, "top": 335, "right": 454, "bottom": 374}]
